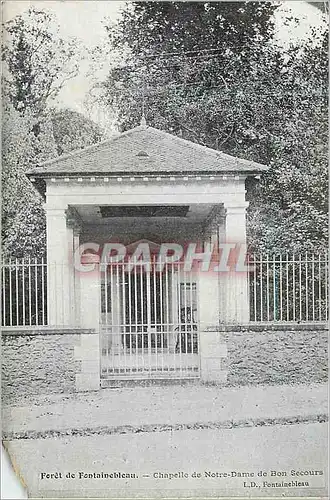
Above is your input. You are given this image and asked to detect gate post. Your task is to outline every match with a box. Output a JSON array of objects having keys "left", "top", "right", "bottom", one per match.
[
  {"left": 74, "top": 253, "right": 101, "bottom": 391},
  {"left": 79, "top": 254, "right": 101, "bottom": 330},
  {"left": 198, "top": 271, "right": 228, "bottom": 383},
  {"left": 199, "top": 327, "right": 228, "bottom": 383}
]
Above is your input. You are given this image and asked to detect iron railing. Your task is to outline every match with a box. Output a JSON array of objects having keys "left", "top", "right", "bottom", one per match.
[
  {"left": 1, "top": 258, "right": 48, "bottom": 327},
  {"left": 100, "top": 260, "right": 199, "bottom": 379},
  {"left": 1, "top": 254, "right": 328, "bottom": 327},
  {"left": 247, "top": 253, "right": 328, "bottom": 322}
]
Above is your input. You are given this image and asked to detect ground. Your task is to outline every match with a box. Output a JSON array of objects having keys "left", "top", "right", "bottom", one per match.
[
  {"left": 2, "top": 382, "right": 328, "bottom": 498},
  {"left": 2, "top": 382, "right": 328, "bottom": 437},
  {"left": 4, "top": 423, "right": 328, "bottom": 498}
]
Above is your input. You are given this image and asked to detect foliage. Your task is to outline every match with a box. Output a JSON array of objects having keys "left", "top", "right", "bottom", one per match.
[
  {"left": 247, "top": 30, "right": 328, "bottom": 253},
  {"left": 50, "top": 108, "right": 104, "bottom": 155},
  {"left": 110, "top": 1, "right": 277, "bottom": 54},
  {"left": 1, "top": 102, "right": 56, "bottom": 258},
  {"left": 2, "top": 103, "right": 105, "bottom": 258},
  {"left": 2, "top": 7, "right": 105, "bottom": 258},
  {"left": 101, "top": 1, "right": 278, "bottom": 134},
  {"left": 1, "top": 103, "right": 105, "bottom": 258},
  {"left": 2, "top": 7, "right": 79, "bottom": 115},
  {"left": 99, "top": 1, "right": 328, "bottom": 253}
]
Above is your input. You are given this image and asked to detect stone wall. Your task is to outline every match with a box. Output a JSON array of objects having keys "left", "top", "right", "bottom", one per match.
[
  {"left": 2, "top": 327, "right": 327, "bottom": 403},
  {"left": 1, "top": 333, "right": 81, "bottom": 403},
  {"left": 224, "top": 329, "right": 328, "bottom": 387}
]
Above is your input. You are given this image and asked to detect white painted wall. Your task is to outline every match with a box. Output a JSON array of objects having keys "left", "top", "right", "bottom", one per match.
[
  {"left": 45, "top": 177, "right": 247, "bottom": 209},
  {"left": 45, "top": 176, "right": 249, "bottom": 329}
]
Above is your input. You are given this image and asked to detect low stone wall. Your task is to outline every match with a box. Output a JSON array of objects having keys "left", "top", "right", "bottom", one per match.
[
  {"left": 2, "top": 326, "right": 327, "bottom": 403},
  {"left": 1, "top": 332, "right": 81, "bottom": 403},
  {"left": 223, "top": 329, "right": 328, "bottom": 387}
]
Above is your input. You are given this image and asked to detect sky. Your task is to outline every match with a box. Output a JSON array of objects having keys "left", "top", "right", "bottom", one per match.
[{"left": 2, "top": 1, "right": 327, "bottom": 130}]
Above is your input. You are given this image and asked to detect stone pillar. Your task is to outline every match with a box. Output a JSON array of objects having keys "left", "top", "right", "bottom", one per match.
[
  {"left": 223, "top": 201, "right": 250, "bottom": 323},
  {"left": 198, "top": 209, "right": 224, "bottom": 329},
  {"left": 198, "top": 271, "right": 220, "bottom": 327},
  {"left": 74, "top": 332, "right": 101, "bottom": 391},
  {"left": 75, "top": 253, "right": 101, "bottom": 391},
  {"left": 46, "top": 207, "right": 75, "bottom": 326},
  {"left": 200, "top": 328, "right": 228, "bottom": 383},
  {"left": 198, "top": 218, "right": 224, "bottom": 383},
  {"left": 66, "top": 207, "right": 83, "bottom": 328},
  {"left": 73, "top": 231, "right": 81, "bottom": 327},
  {"left": 79, "top": 253, "right": 101, "bottom": 330}
]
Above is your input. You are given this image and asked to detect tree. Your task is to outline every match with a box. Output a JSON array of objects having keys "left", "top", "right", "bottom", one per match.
[
  {"left": 247, "top": 29, "right": 328, "bottom": 253},
  {"left": 1, "top": 103, "right": 105, "bottom": 258},
  {"left": 2, "top": 7, "right": 79, "bottom": 115},
  {"left": 1, "top": 101, "right": 57, "bottom": 258},
  {"left": 99, "top": 1, "right": 278, "bottom": 136},
  {"left": 1, "top": 7, "right": 104, "bottom": 258},
  {"left": 98, "top": 2, "right": 328, "bottom": 253},
  {"left": 109, "top": 2, "right": 277, "bottom": 55},
  {"left": 50, "top": 109, "right": 104, "bottom": 155}
]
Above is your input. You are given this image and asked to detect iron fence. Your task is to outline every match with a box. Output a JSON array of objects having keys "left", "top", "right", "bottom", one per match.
[
  {"left": 1, "top": 258, "right": 48, "bottom": 327},
  {"left": 247, "top": 254, "right": 328, "bottom": 322},
  {"left": 100, "top": 260, "right": 199, "bottom": 379},
  {"left": 1, "top": 254, "right": 328, "bottom": 327}
]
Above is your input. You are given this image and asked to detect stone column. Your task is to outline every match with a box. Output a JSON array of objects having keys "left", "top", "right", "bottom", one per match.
[
  {"left": 73, "top": 230, "right": 81, "bottom": 327},
  {"left": 79, "top": 253, "right": 101, "bottom": 330},
  {"left": 223, "top": 201, "right": 250, "bottom": 323},
  {"left": 198, "top": 214, "right": 225, "bottom": 383},
  {"left": 198, "top": 208, "right": 224, "bottom": 328},
  {"left": 198, "top": 270, "right": 220, "bottom": 327},
  {"left": 66, "top": 207, "right": 83, "bottom": 328},
  {"left": 46, "top": 207, "right": 74, "bottom": 326},
  {"left": 75, "top": 253, "right": 101, "bottom": 391}
]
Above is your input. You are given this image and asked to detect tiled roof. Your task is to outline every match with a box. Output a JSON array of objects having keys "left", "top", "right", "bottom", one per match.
[{"left": 28, "top": 124, "right": 268, "bottom": 177}]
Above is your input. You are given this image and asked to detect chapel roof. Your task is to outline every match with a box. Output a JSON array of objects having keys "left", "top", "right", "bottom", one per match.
[{"left": 27, "top": 123, "right": 268, "bottom": 177}]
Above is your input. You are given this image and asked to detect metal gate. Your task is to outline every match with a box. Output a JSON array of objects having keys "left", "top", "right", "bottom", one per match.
[{"left": 100, "top": 260, "right": 200, "bottom": 380}]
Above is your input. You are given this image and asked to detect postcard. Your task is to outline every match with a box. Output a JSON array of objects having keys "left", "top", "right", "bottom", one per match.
[{"left": 1, "top": 1, "right": 328, "bottom": 498}]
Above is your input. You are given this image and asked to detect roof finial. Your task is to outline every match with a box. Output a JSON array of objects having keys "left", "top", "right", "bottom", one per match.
[
  {"left": 140, "top": 112, "right": 146, "bottom": 127},
  {"left": 140, "top": 75, "right": 147, "bottom": 126}
]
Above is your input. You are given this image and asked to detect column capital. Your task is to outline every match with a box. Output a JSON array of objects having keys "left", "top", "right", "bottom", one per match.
[
  {"left": 224, "top": 201, "right": 249, "bottom": 213},
  {"left": 45, "top": 206, "right": 68, "bottom": 215},
  {"left": 204, "top": 206, "right": 225, "bottom": 239},
  {"left": 65, "top": 206, "right": 83, "bottom": 235}
]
